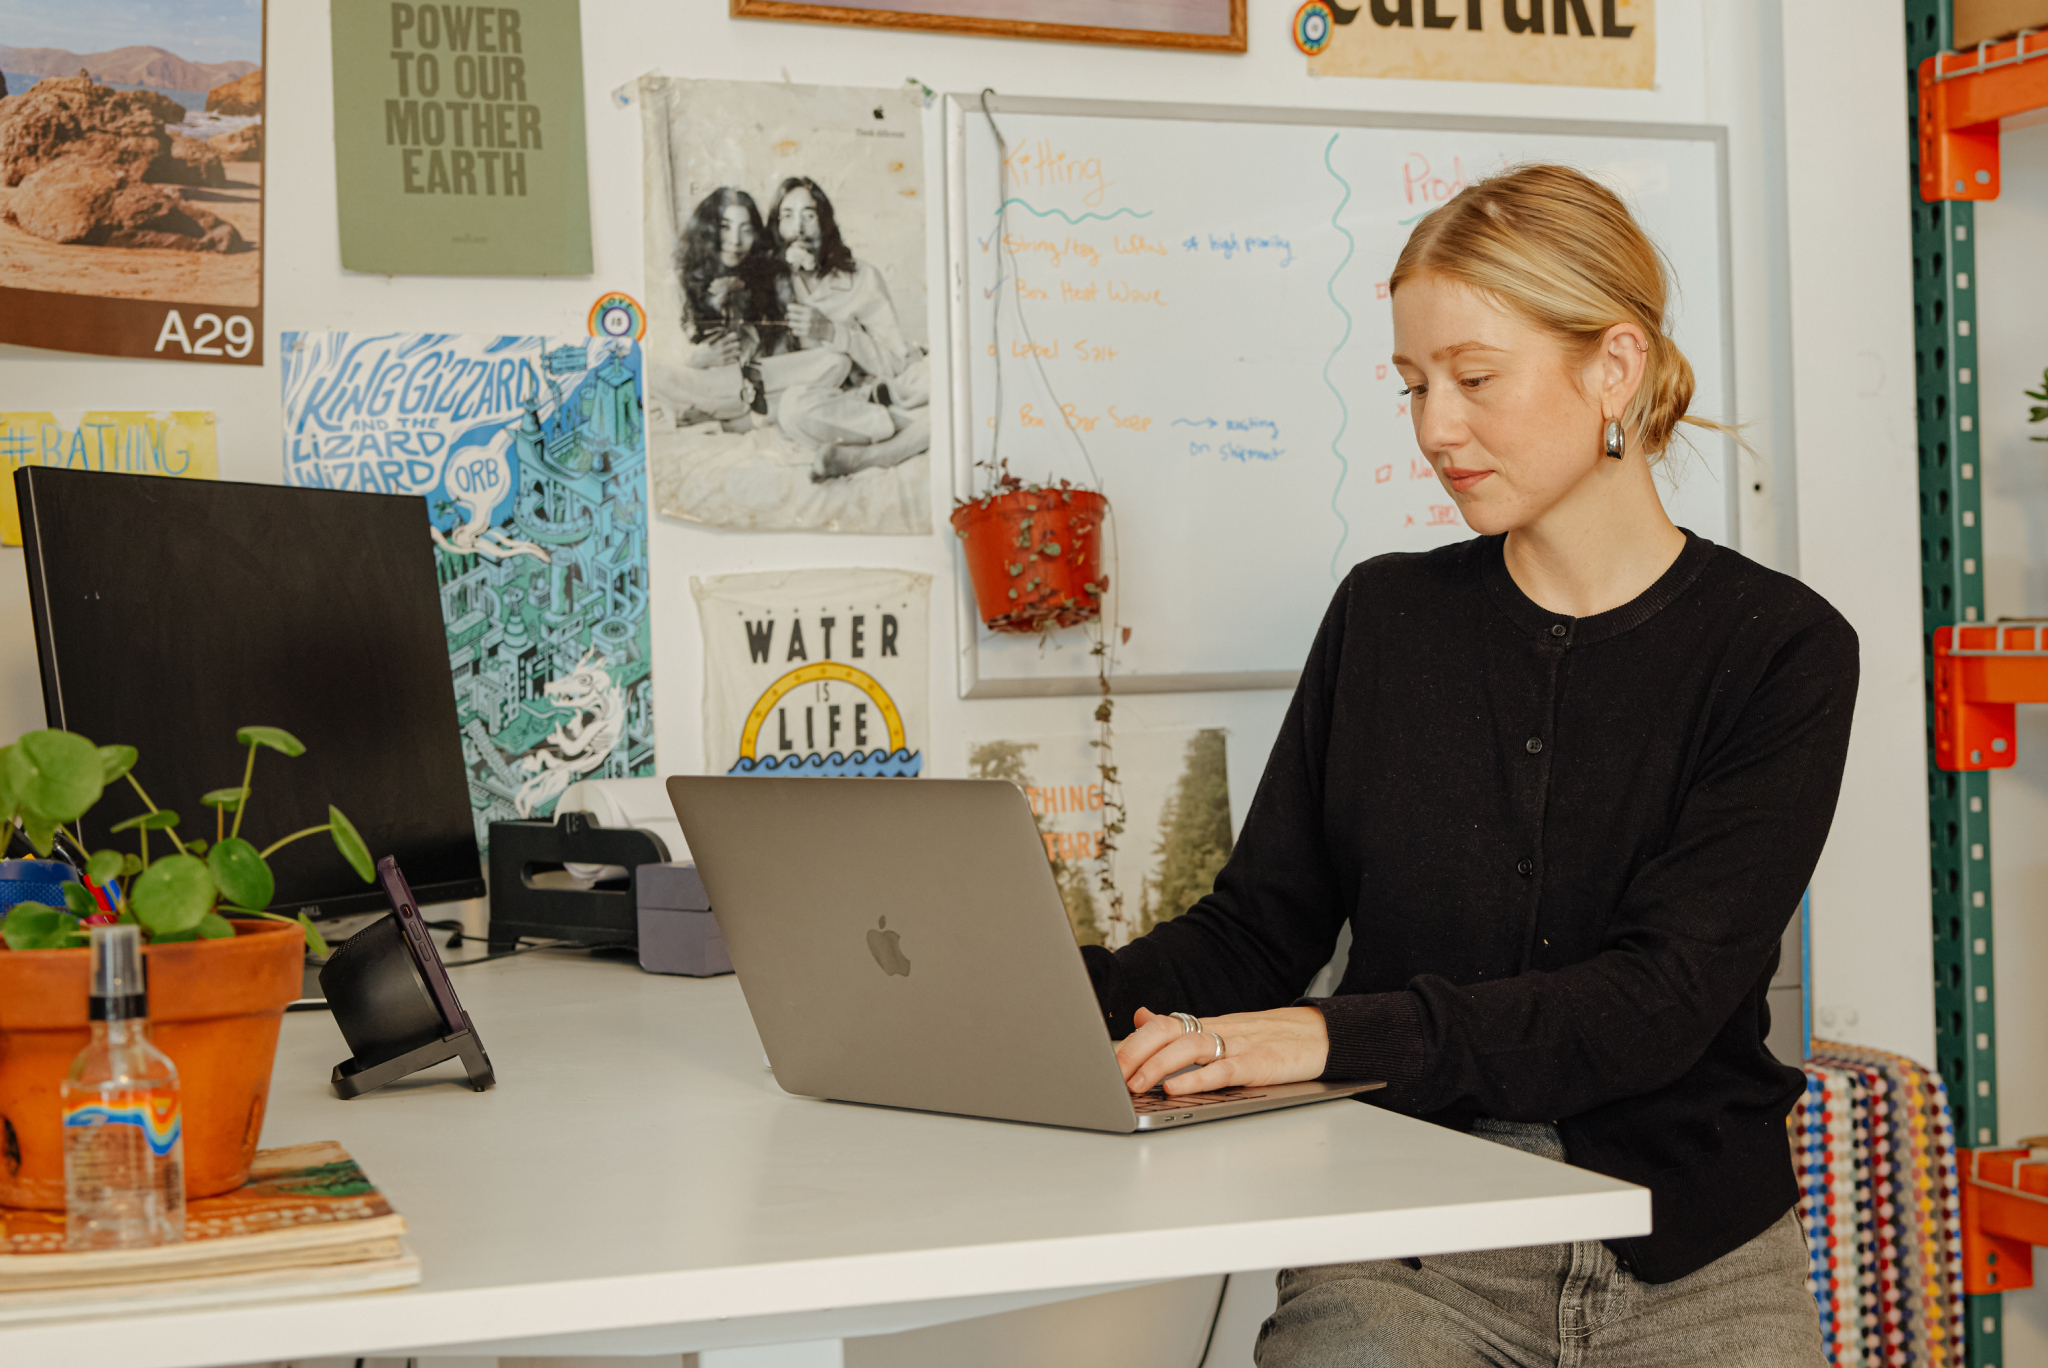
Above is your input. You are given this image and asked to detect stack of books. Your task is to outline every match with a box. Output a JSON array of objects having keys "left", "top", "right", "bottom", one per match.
[{"left": 0, "top": 1140, "right": 418, "bottom": 1322}]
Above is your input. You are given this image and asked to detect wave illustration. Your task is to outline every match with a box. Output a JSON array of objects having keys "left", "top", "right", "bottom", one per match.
[{"left": 726, "top": 750, "right": 924, "bottom": 778}]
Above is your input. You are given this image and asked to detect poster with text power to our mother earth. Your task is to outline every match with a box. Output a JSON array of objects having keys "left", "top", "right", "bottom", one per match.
[{"left": 330, "top": 0, "right": 591, "bottom": 275}]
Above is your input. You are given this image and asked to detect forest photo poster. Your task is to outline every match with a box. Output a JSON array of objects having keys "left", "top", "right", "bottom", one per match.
[{"left": 969, "top": 728, "right": 1232, "bottom": 950}]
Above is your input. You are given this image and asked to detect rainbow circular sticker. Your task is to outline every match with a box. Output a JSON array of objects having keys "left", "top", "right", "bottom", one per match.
[
  {"left": 588, "top": 292, "right": 647, "bottom": 341},
  {"left": 1293, "top": 1, "right": 1335, "bottom": 55}
]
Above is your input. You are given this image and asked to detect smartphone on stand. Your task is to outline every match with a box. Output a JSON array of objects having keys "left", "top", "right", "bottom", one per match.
[{"left": 376, "top": 855, "right": 472, "bottom": 1036}]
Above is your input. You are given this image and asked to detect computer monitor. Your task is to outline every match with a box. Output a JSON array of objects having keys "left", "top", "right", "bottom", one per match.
[{"left": 16, "top": 468, "right": 484, "bottom": 919}]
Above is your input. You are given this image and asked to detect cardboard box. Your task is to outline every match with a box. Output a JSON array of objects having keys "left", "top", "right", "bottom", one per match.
[{"left": 1955, "top": 0, "right": 2048, "bottom": 48}]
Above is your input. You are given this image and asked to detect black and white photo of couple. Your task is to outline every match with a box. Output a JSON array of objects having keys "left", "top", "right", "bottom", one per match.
[{"left": 640, "top": 77, "right": 930, "bottom": 535}]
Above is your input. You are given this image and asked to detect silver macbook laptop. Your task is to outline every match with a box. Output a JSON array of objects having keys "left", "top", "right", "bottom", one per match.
[{"left": 667, "top": 776, "right": 1383, "bottom": 1132}]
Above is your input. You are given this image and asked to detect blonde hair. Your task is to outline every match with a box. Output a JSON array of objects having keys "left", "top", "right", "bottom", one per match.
[{"left": 1388, "top": 163, "right": 1734, "bottom": 460}]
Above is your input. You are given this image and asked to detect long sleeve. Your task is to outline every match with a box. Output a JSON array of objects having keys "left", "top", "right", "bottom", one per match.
[
  {"left": 1313, "top": 613, "right": 1858, "bottom": 1118},
  {"left": 1084, "top": 575, "right": 1356, "bottom": 1035}
]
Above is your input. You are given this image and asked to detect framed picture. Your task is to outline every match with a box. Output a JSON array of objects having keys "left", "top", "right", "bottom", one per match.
[{"left": 730, "top": 0, "right": 1246, "bottom": 52}]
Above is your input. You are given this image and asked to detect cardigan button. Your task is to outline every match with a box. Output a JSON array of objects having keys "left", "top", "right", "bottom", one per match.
[
  {"left": 1525, "top": 737, "right": 1544, "bottom": 754},
  {"left": 1550, "top": 623, "right": 1567, "bottom": 637},
  {"left": 1517, "top": 858, "right": 1534, "bottom": 877}
]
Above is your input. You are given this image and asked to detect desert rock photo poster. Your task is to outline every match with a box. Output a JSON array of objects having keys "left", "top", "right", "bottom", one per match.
[{"left": 0, "top": 2, "right": 266, "bottom": 363}]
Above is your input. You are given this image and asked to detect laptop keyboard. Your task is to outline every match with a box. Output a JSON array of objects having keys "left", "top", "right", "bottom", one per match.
[{"left": 1132, "top": 1086, "right": 1270, "bottom": 1113}]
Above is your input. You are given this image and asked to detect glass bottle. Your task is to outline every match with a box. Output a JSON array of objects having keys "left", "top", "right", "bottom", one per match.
[{"left": 62, "top": 923, "right": 185, "bottom": 1250}]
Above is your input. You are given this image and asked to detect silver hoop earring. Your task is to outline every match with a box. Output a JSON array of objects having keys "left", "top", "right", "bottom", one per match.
[{"left": 1603, "top": 420, "right": 1625, "bottom": 460}]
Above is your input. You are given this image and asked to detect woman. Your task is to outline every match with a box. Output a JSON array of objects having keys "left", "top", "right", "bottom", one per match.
[
  {"left": 1096, "top": 165, "right": 1852, "bottom": 1366},
  {"left": 678, "top": 186, "right": 784, "bottom": 367},
  {"left": 665, "top": 187, "right": 790, "bottom": 425}
]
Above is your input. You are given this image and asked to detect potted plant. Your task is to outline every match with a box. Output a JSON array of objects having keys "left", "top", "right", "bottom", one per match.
[
  {"left": 950, "top": 464, "right": 1109, "bottom": 636},
  {"left": 0, "top": 726, "right": 372, "bottom": 1209},
  {"left": 950, "top": 461, "right": 1129, "bottom": 936}
]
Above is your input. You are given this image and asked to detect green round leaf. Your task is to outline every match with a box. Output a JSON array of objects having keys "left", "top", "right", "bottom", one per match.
[
  {"left": 60, "top": 881, "right": 98, "bottom": 917},
  {"left": 298, "top": 911, "right": 330, "bottom": 958},
  {"left": 328, "top": 805, "right": 374, "bottom": 883},
  {"left": 194, "top": 911, "right": 236, "bottom": 940},
  {"left": 235, "top": 726, "right": 305, "bottom": 758},
  {"left": 184, "top": 837, "right": 208, "bottom": 856},
  {"left": 119, "top": 853, "right": 145, "bottom": 878},
  {"left": 200, "top": 787, "right": 247, "bottom": 811},
  {"left": 128, "top": 854, "right": 215, "bottom": 935},
  {"left": 110, "top": 809, "right": 181, "bottom": 833},
  {"left": 3, "top": 904, "right": 78, "bottom": 950},
  {"left": 207, "top": 837, "right": 275, "bottom": 910},
  {"left": 10, "top": 730, "right": 104, "bottom": 823},
  {"left": 18, "top": 811, "right": 60, "bottom": 857},
  {"left": 97, "top": 745, "right": 138, "bottom": 785},
  {"left": 84, "top": 849, "right": 123, "bottom": 886}
]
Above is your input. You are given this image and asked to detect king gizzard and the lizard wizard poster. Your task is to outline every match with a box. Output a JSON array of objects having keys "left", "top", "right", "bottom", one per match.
[
  {"left": 280, "top": 332, "right": 651, "bottom": 849},
  {"left": 0, "top": 2, "right": 267, "bottom": 362},
  {"left": 693, "top": 568, "right": 928, "bottom": 778},
  {"left": 329, "top": 0, "right": 591, "bottom": 276}
]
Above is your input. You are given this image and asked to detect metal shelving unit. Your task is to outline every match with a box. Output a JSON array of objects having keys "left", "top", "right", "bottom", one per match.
[{"left": 1907, "top": 2, "right": 1997, "bottom": 1361}]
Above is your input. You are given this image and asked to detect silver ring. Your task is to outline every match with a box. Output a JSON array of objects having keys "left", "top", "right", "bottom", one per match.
[
  {"left": 1169, "top": 1011, "right": 1201, "bottom": 1035},
  {"left": 1208, "top": 1031, "right": 1225, "bottom": 1063}
]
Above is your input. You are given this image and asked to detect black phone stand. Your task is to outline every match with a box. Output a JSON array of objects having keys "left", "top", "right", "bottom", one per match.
[{"left": 320, "top": 913, "right": 494, "bottom": 1098}]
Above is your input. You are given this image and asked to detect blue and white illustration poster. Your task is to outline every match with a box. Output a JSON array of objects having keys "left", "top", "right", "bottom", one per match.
[
  {"left": 692, "top": 568, "right": 926, "bottom": 778},
  {"left": 280, "top": 332, "right": 653, "bottom": 846}
]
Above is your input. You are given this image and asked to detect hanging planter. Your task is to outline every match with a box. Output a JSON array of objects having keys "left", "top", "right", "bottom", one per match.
[{"left": 951, "top": 485, "right": 1108, "bottom": 635}]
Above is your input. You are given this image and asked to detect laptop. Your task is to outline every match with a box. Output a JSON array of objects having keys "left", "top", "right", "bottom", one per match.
[{"left": 667, "top": 776, "right": 1383, "bottom": 1132}]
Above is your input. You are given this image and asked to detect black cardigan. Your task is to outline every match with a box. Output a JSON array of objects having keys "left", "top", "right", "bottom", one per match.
[{"left": 1083, "top": 532, "right": 1858, "bottom": 1283}]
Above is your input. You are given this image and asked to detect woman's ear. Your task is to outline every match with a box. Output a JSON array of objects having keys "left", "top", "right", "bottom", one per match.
[{"left": 1595, "top": 322, "right": 1650, "bottom": 420}]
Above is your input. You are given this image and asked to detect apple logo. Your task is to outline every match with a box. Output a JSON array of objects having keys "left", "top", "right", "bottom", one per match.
[{"left": 866, "top": 915, "right": 911, "bottom": 977}]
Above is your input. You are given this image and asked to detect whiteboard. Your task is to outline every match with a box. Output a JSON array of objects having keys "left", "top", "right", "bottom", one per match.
[{"left": 945, "top": 95, "right": 1734, "bottom": 697}]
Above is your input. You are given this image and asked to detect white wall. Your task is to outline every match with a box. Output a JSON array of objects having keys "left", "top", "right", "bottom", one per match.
[
  {"left": 1971, "top": 114, "right": 2048, "bottom": 1368},
  {"left": 1777, "top": 0, "right": 1935, "bottom": 1066}
]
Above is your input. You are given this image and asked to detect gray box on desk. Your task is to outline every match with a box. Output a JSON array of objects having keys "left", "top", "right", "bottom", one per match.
[{"left": 636, "top": 862, "right": 732, "bottom": 977}]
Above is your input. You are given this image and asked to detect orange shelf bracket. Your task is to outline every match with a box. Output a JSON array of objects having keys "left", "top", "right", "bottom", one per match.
[
  {"left": 1932, "top": 624, "right": 2048, "bottom": 770},
  {"left": 1917, "top": 30, "right": 2048, "bottom": 201},
  {"left": 1962, "top": 1146, "right": 2048, "bottom": 1294}
]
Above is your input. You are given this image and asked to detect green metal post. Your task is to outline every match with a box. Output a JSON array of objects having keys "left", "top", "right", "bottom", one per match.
[{"left": 1906, "top": 2, "right": 1999, "bottom": 1362}]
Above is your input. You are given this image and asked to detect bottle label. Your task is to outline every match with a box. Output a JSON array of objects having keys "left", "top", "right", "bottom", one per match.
[{"left": 62, "top": 1091, "right": 182, "bottom": 1157}]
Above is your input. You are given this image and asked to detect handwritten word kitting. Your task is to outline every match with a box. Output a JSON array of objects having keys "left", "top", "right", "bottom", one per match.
[
  {"left": 1002, "top": 138, "right": 1115, "bottom": 207},
  {"left": 1180, "top": 232, "right": 1295, "bottom": 267},
  {"left": 385, "top": 4, "right": 544, "bottom": 197}
]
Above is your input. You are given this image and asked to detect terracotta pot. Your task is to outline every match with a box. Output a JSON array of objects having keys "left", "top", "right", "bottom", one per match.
[
  {"left": 0, "top": 919, "right": 303, "bottom": 1210},
  {"left": 951, "top": 488, "right": 1108, "bottom": 634}
]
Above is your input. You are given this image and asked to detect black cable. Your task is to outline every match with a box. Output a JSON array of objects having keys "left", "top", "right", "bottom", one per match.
[
  {"left": 1194, "top": 1273, "right": 1231, "bottom": 1368},
  {"left": 439, "top": 938, "right": 634, "bottom": 969}
]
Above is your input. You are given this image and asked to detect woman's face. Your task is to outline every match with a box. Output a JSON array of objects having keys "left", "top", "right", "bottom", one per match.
[
  {"left": 1390, "top": 273, "right": 1639, "bottom": 538},
  {"left": 778, "top": 188, "right": 821, "bottom": 252},
  {"left": 717, "top": 203, "right": 755, "bottom": 269}
]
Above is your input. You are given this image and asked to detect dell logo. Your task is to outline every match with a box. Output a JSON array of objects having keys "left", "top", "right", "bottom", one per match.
[{"left": 866, "top": 915, "right": 911, "bottom": 977}]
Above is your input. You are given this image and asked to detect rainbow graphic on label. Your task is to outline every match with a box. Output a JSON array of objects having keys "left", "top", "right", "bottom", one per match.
[
  {"left": 63, "top": 1092, "right": 183, "bottom": 1157},
  {"left": 728, "top": 662, "right": 923, "bottom": 778}
]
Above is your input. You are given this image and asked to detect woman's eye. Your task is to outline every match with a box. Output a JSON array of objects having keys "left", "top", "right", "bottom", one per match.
[
  {"left": 1398, "top": 386, "right": 1420, "bottom": 398},
  {"left": 1460, "top": 375, "right": 1490, "bottom": 390}
]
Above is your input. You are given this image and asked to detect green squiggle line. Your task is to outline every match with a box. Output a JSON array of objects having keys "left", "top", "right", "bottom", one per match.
[
  {"left": 1321, "top": 134, "right": 1356, "bottom": 581},
  {"left": 992, "top": 200, "right": 1153, "bottom": 225}
]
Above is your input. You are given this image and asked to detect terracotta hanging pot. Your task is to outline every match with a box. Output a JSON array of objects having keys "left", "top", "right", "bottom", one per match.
[
  {"left": 951, "top": 488, "right": 1109, "bottom": 634},
  {"left": 0, "top": 918, "right": 304, "bottom": 1210}
]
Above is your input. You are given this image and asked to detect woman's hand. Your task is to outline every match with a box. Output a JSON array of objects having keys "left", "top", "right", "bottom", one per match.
[
  {"left": 1116, "top": 1006, "right": 1330, "bottom": 1096},
  {"left": 687, "top": 333, "right": 743, "bottom": 368}
]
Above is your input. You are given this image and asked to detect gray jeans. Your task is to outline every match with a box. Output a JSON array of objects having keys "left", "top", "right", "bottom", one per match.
[{"left": 1256, "top": 1119, "right": 1826, "bottom": 1368}]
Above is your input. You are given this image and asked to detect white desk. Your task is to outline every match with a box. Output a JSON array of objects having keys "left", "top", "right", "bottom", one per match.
[{"left": 2, "top": 949, "right": 1649, "bottom": 1368}]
